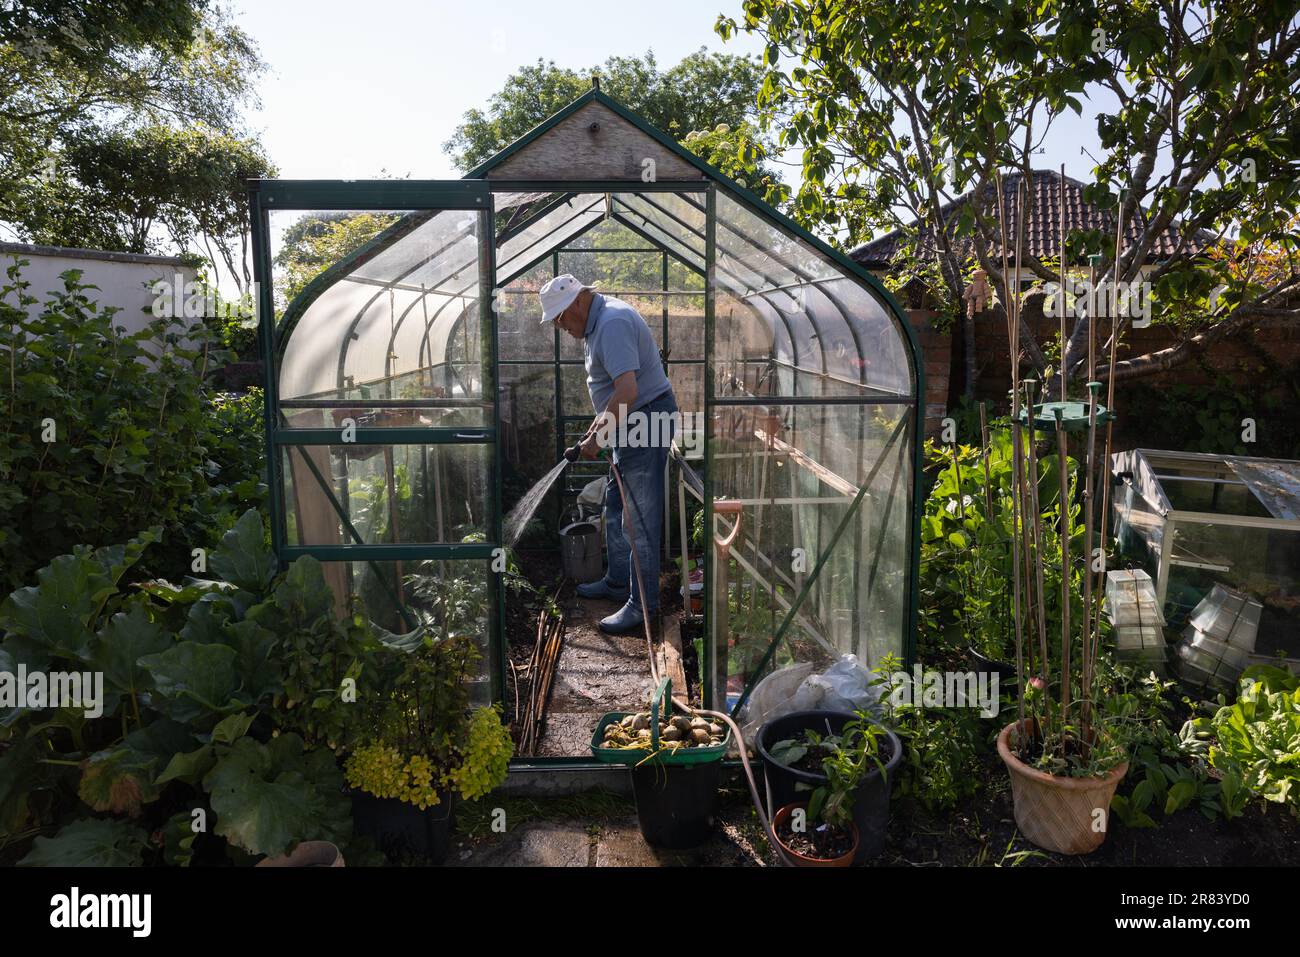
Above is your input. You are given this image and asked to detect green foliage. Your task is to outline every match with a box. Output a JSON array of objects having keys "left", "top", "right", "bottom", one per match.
[
  {"left": 0, "top": 268, "right": 264, "bottom": 593},
  {"left": 445, "top": 706, "right": 514, "bottom": 801},
  {"left": 771, "top": 712, "right": 887, "bottom": 831},
  {"left": 919, "top": 428, "right": 1082, "bottom": 665},
  {"left": 2, "top": 3, "right": 268, "bottom": 257},
  {"left": 17, "top": 123, "right": 275, "bottom": 262},
  {"left": 1189, "top": 666, "right": 1300, "bottom": 817},
  {"left": 19, "top": 817, "right": 148, "bottom": 867},
  {"left": 716, "top": 1, "right": 1300, "bottom": 382},
  {"left": 343, "top": 625, "right": 513, "bottom": 807},
  {"left": 0, "top": 512, "right": 378, "bottom": 864},
  {"left": 1102, "top": 667, "right": 1237, "bottom": 827},
  {"left": 1126, "top": 371, "right": 1300, "bottom": 460},
  {"left": 878, "top": 661, "right": 989, "bottom": 812}
]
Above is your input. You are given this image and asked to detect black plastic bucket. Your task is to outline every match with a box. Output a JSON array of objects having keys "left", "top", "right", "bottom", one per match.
[
  {"left": 755, "top": 710, "right": 901, "bottom": 863},
  {"left": 630, "top": 760, "right": 723, "bottom": 849},
  {"left": 350, "top": 790, "right": 454, "bottom": 864},
  {"left": 967, "top": 647, "right": 1018, "bottom": 685}
]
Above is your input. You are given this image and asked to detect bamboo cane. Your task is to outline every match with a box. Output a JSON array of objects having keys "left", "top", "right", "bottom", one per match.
[
  {"left": 1059, "top": 164, "right": 1068, "bottom": 403},
  {"left": 1055, "top": 406, "right": 1071, "bottom": 729},
  {"left": 1080, "top": 381, "right": 1101, "bottom": 743},
  {"left": 996, "top": 173, "right": 1026, "bottom": 734},
  {"left": 1022, "top": 380, "right": 1051, "bottom": 689},
  {"left": 1093, "top": 195, "right": 1126, "bottom": 644}
]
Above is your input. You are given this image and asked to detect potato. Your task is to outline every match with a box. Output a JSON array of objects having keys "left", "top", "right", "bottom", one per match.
[
  {"left": 670, "top": 715, "right": 693, "bottom": 734},
  {"left": 709, "top": 723, "right": 725, "bottom": 737},
  {"left": 631, "top": 713, "right": 650, "bottom": 731},
  {"left": 690, "top": 728, "right": 711, "bottom": 745},
  {"left": 661, "top": 726, "right": 682, "bottom": 741}
]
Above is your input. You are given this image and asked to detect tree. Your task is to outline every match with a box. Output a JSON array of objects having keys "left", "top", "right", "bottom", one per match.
[
  {"left": 718, "top": 0, "right": 1300, "bottom": 391},
  {"left": 1, "top": 1, "right": 268, "bottom": 268},
  {"left": 443, "top": 48, "right": 786, "bottom": 203}
]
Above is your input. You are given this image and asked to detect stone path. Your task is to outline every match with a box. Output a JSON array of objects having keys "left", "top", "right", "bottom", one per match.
[
  {"left": 534, "top": 594, "right": 663, "bottom": 757},
  {"left": 449, "top": 815, "right": 769, "bottom": 867}
]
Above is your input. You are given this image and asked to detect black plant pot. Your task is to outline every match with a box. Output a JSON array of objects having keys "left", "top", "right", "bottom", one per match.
[
  {"left": 967, "top": 647, "right": 1018, "bottom": 686},
  {"left": 756, "top": 710, "right": 902, "bottom": 864},
  {"left": 629, "top": 760, "right": 723, "bottom": 849},
  {"left": 350, "top": 790, "right": 454, "bottom": 864}
]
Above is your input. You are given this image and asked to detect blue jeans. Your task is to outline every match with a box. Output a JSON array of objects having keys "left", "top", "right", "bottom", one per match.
[{"left": 604, "top": 392, "right": 677, "bottom": 614}]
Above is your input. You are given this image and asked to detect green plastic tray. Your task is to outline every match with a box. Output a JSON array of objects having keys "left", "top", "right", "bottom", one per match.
[{"left": 590, "top": 677, "right": 729, "bottom": 767}]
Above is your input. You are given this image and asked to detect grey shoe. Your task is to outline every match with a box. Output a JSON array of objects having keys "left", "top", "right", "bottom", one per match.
[
  {"left": 598, "top": 601, "right": 648, "bottom": 635},
  {"left": 576, "top": 578, "right": 630, "bottom": 601}
]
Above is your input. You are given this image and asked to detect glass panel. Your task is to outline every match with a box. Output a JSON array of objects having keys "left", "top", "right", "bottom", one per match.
[
  {"left": 273, "top": 208, "right": 488, "bottom": 404},
  {"left": 710, "top": 403, "right": 912, "bottom": 710},
  {"left": 282, "top": 443, "right": 491, "bottom": 546},
  {"left": 496, "top": 261, "right": 554, "bottom": 362},
  {"left": 318, "top": 559, "right": 495, "bottom": 706},
  {"left": 712, "top": 190, "right": 914, "bottom": 399},
  {"left": 494, "top": 192, "right": 604, "bottom": 283},
  {"left": 1161, "top": 477, "right": 1271, "bottom": 517}
]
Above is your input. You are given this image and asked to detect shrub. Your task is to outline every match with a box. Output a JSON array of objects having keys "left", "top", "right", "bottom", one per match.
[
  {"left": 0, "top": 511, "right": 371, "bottom": 865},
  {"left": 0, "top": 264, "right": 264, "bottom": 593}
]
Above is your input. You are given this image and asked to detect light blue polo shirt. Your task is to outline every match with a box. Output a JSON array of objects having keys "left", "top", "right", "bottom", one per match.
[{"left": 583, "top": 294, "right": 672, "bottom": 414}]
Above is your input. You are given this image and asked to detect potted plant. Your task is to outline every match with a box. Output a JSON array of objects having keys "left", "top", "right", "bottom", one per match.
[
  {"left": 757, "top": 710, "right": 901, "bottom": 863},
  {"left": 343, "top": 631, "right": 513, "bottom": 863},
  {"left": 591, "top": 677, "right": 730, "bottom": 849}
]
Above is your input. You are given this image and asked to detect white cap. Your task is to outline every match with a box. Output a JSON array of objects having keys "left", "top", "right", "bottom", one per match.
[{"left": 538, "top": 273, "right": 596, "bottom": 323}]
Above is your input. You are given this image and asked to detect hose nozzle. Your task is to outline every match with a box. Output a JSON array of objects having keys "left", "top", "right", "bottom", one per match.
[{"left": 563, "top": 443, "right": 581, "bottom": 463}]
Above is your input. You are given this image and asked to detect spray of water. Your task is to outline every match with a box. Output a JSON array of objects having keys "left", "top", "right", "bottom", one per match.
[{"left": 503, "top": 457, "right": 571, "bottom": 548}]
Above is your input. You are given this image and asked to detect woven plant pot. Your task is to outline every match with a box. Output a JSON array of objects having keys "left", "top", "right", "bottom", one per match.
[{"left": 997, "top": 719, "right": 1128, "bottom": 856}]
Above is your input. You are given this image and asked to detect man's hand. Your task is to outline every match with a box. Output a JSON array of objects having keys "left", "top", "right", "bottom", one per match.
[{"left": 579, "top": 434, "right": 601, "bottom": 460}]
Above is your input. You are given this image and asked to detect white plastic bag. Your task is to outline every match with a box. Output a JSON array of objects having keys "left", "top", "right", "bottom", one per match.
[
  {"left": 790, "top": 654, "right": 882, "bottom": 716},
  {"left": 737, "top": 662, "right": 815, "bottom": 742}
]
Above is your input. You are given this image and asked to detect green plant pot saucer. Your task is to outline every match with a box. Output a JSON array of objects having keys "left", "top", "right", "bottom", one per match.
[{"left": 1018, "top": 399, "right": 1115, "bottom": 432}]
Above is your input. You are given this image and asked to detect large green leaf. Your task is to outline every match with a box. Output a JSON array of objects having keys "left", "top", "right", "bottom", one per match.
[
  {"left": 209, "top": 509, "right": 275, "bottom": 594},
  {"left": 0, "top": 549, "right": 113, "bottom": 659},
  {"left": 89, "top": 599, "right": 173, "bottom": 703},
  {"left": 78, "top": 719, "right": 197, "bottom": 816},
  {"left": 273, "top": 556, "right": 336, "bottom": 625},
  {"left": 221, "top": 620, "right": 282, "bottom": 702},
  {"left": 202, "top": 734, "right": 347, "bottom": 857},
  {"left": 139, "top": 642, "right": 247, "bottom": 723},
  {"left": 19, "top": 818, "right": 148, "bottom": 867},
  {"left": 179, "top": 592, "right": 238, "bottom": 644}
]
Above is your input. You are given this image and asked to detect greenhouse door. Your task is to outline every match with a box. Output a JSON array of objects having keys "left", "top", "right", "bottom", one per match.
[{"left": 251, "top": 179, "right": 504, "bottom": 706}]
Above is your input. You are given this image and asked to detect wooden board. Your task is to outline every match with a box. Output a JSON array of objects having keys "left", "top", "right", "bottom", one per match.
[
  {"left": 486, "top": 101, "right": 705, "bottom": 182},
  {"left": 659, "top": 614, "right": 690, "bottom": 706}
]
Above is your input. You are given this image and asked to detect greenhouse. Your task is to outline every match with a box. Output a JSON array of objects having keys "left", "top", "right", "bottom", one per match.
[
  {"left": 1111, "top": 447, "right": 1300, "bottom": 666},
  {"left": 249, "top": 88, "right": 922, "bottom": 765}
]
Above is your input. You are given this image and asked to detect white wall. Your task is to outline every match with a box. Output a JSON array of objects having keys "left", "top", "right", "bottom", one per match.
[{"left": 0, "top": 243, "right": 197, "bottom": 338}]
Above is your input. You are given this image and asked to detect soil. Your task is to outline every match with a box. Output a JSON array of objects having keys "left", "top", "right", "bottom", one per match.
[{"left": 775, "top": 815, "right": 855, "bottom": 861}]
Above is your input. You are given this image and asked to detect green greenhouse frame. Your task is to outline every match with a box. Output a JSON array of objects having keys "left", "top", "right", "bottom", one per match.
[{"left": 249, "top": 88, "right": 924, "bottom": 768}]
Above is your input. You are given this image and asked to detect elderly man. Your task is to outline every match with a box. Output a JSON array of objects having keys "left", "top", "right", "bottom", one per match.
[{"left": 539, "top": 273, "right": 677, "bottom": 634}]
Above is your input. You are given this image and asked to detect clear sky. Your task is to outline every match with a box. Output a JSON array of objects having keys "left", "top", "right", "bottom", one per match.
[
  {"left": 234, "top": 0, "right": 1108, "bottom": 189},
  {"left": 235, "top": 0, "right": 766, "bottom": 180}
]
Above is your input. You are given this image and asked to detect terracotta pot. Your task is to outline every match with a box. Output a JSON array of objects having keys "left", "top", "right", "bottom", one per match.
[
  {"left": 772, "top": 802, "right": 859, "bottom": 868},
  {"left": 255, "top": 840, "right": 344, "bottom": 867},
  {"left": 996, "top": 720, "right": 1128, "bottom": 855}
]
